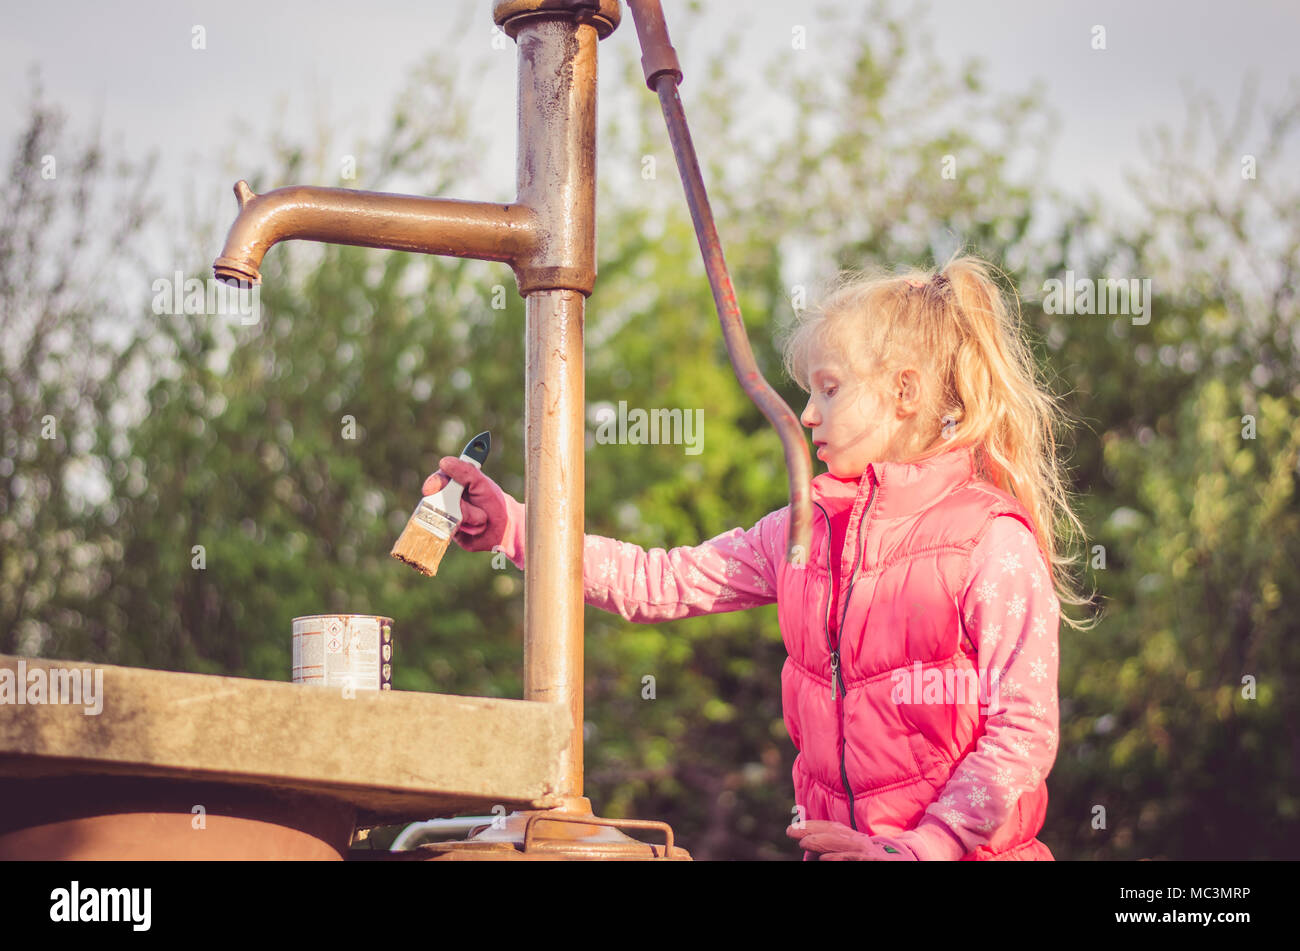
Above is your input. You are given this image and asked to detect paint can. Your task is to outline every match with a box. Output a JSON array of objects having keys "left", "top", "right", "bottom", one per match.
[{"left": 292, "top": 615, "right": 393, "bottom": 691}]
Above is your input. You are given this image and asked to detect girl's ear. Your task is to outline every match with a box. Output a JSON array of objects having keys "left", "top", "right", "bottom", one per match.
[{"left": 894, "top": 368, "right": 922, "bottom": 404}]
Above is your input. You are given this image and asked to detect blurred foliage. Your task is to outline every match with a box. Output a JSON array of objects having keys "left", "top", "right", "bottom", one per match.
[
  {"left": 2, "top": 0, "right": 1297, "bottom": 859},
  {"left": 0, "top": 69, "right": 160, "bottom": 662}
]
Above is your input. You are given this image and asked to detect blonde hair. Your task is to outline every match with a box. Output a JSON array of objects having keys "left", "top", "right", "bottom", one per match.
[{"left": 778, "top": 248, "right": 1097, "bottom": 632}]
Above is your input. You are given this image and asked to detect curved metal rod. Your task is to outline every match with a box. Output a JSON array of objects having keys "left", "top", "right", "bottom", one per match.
[{"left": 626, "top": 0, "right": 813, "bottom": 566}]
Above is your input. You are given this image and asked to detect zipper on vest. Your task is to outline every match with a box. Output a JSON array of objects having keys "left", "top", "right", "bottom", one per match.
[
  {"left": 813, "top": 480, "right": 876, "bottom": 833},
  {"left": 812, "top": 501, "right": 839, "bottom": 702}
]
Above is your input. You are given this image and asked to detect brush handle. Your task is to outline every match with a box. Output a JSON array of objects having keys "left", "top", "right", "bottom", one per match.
[
  {"left": 412, "top": 431, "right": 493, "bottom": 537},
  {"left": 460, "top": 431, "right": 491, "bottom": 467}
]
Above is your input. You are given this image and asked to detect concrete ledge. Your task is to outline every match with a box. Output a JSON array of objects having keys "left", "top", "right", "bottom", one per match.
[{"left": 0, "top": 654, "right": 568, "bottom": 825}]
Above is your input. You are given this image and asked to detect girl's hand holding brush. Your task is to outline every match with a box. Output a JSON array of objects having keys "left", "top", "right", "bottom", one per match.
[
  {"left": 391, "top": 431, "right": 510, "bottom": 576},
  {"left": 420, "top": 456, "right": 508, "bottom": 553}
]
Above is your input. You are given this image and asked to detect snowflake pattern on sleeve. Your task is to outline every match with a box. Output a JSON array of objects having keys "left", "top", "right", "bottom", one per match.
[
  {"left": 580, "top": 509, "right": 786, "bottom": 622},
  {"left": 915, "top": 516, "right": 1061, "bottom": 855},
  {"left": 497, "top": 490, "right": 785, "bottom": 623}
]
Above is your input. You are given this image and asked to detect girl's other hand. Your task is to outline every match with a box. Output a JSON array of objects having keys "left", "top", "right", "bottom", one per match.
[{"left": 786, "top": 819, "right": 922, "bottom": 861}]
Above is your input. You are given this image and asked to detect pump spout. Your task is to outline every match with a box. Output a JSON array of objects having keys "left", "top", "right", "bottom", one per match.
[{"left": 212, "top": 180, "right": 540, "bottom": 287}]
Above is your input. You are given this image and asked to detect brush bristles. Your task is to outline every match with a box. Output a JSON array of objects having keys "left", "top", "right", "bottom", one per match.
[{"left": 391, "top": 520, "right": 453, "bottom": 577}]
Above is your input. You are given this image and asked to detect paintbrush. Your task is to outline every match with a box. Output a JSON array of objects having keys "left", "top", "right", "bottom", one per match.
[{"left": 390, "top": 431, "right": 492, "bottom": 576}]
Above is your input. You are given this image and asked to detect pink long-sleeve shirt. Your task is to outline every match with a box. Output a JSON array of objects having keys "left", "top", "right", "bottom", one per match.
[{"left": 495, "top": 493, "right": 1060, "bottom": 860}]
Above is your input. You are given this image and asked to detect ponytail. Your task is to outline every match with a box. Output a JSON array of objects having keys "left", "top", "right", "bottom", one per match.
[{"left": 937, "top": 252, "right": 1095, "bottom": 630}]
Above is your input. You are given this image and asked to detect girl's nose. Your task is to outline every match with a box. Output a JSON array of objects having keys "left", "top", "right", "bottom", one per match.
[{"left": 801, "top": 400, "right": 817, "bottom": 427}]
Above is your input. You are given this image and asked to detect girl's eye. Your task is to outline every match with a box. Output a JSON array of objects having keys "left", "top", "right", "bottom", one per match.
[{"left": 822, "top": 386, "right": 837, "bottom": 397}]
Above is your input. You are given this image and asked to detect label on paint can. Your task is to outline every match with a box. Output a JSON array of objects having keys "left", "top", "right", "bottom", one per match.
[{"left": 292, "top": 614, "right": 393, "bottom": 691}]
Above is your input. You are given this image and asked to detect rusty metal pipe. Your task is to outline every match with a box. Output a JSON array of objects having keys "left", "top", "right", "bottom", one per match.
[
  {"left": 213, "top": 181, "right": 540, "bottom": 287},
  {"left": 511, "top": 13, "right": 604, "bottom": 804},
  {"left": 626, "top": 0, "right": 813, "bottom": 566},
  {"left": 523, "top": 289, "right": 586, "bottom": 800},
  {"left": 513, "top": 15, "right": 599, "bottom": 295}
]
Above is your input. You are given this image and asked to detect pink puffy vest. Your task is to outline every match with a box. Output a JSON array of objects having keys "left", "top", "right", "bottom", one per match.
[{"left": 779, "top": 444, "right": 1052, "bottom": 860}]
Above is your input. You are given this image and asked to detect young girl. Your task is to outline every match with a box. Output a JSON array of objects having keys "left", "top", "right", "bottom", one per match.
[{"left": 424, "top": 251, "right": 1090, "bottom": 861}]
